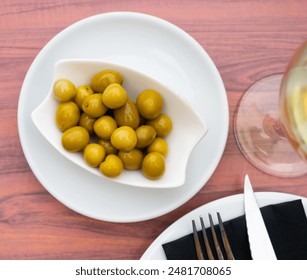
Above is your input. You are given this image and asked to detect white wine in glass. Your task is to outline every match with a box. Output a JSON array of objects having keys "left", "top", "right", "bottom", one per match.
[
  {"left": 280, "top": 41, "right": 307, "bottom": 161},
  {"left": 234, "top": 41, "right": 307, "bottom": 177}
]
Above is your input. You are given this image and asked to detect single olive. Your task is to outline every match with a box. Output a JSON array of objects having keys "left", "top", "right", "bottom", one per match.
[
  {"left": 82, "top": 93, "right": 107, "bottom": 118},
  {"left": 97, "top": 138, "right": 118, "bottom": 155},
  {"left": 61, "top": 126, "right": 90, "bottom": 152},
  {"left": 53, "top": 79, "right": 77, "bottom": 102},
  {"left": 83, "top": 143, "right": 106, "bottom": 167},
  {"left": 56, "top": 101, "right": 80, "bottom": 132},
  {"left": 90, "top": 70, "right": 123, "bottom": 93},
  {"left": 110, "top": 126, "right": 137, "bottom": 151},
  {"left": 99, "top": 154, "right": 124, "bottom": 177},
  {"left": 74, "top": 85, "right": 94, "bottom": 109},
  {"left": 118, "top": 149, "right": 144, "bottom": 170},
  {"left": 79, "top": 112, "right": 96, "bottom": 134},
  {"left": 135, "top": 125, "right": 157, "bottom": 148},
  {"left": 113, "top": 97, "right": 140, "bottom": 129},
  {"left": 102, "top": 83, "right": 127, "bottom": 109},
  {"left": 136, "top": 89, "right": 163, "bottom": 119},
  {"left": 147, "top": 137, "right": 168, "bottom": 156},
  {"left": 147, "top": 114, "right": 172, "bottom": 137},
  {"left": 142, "top": 152, "right": 165, "bottom": 180},
  {"left": 94, "top": 115, "right": 117, "bottom": 140}
]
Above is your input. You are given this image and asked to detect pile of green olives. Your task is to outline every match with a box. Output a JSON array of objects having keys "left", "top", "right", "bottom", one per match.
[{"left": 54, "top": 69, "right": 172, "bottom": 180}]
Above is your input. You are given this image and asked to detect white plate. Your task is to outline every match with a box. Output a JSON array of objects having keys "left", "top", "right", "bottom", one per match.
[
  {"left": 17, "top": 12, "right": 228, "bottom": 222},
  {"left": 141, "top": 192, "right": 307, "bottom": 259}
]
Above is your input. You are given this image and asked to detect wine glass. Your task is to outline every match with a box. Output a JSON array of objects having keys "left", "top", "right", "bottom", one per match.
[{"left": 234, "top": 41, "right": 307, "bottom": 177}]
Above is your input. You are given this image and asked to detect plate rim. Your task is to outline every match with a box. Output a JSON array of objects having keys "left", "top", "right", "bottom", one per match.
[{"left": 17, "top": 12, "right": 229, "bottom": 222}]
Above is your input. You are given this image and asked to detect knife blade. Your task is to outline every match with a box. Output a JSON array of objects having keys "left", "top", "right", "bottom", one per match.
[{"left": 244, "top": 174, "right": 277, "bottom": 260}]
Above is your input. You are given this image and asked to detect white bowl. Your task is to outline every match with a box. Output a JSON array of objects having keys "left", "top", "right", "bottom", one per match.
[{"left": 31, "top": 59, "right": 208, "bottom": 188}]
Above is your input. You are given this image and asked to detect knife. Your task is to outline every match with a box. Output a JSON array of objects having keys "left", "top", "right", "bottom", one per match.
[{"left": 244, "top": 174, "right": 277, "bottom": 260}]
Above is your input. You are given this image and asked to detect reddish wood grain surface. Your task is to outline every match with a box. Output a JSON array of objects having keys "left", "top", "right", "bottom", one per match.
[{"left": 1, "top": 0, "right": 307, "bottom": 259}]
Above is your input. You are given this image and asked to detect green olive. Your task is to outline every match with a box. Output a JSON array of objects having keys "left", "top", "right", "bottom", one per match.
[
  {"left": 113, "top": 97, "right": 140, "bottom": 129},
  {"left": 53, "top": 69, "right": 171, "bottom": 181},
  {"left": 94, "top": 115, "right": 117, "bottom": 140},
  {"left": 74, "top": 85, "right": 94, "bottom": 109},
  {"left": 147, "top": 114, "right": 172, "bottom": 137},
  {"left": 53, "top": 79, "right": 77, "bottom": 102},
  {"left": 97, "top": 139, "right": 118, "bottom": 155},
  {"left": 147, "top": 137, "right": 168, "bottom": 156},
  {"left": 136, "top": 89, "right": 163, "bottom": 119},
  {"left": 84, "top": 143, "right": 106, "bottom": 167},
  {"left": 82, "top": 93, "right": 107, "bottom": 118},
  {"left": 99, "top": 154, "right": 124, "bottom": 177},
  {"left": 62, "top": 126, "right": 90, "bottom": 152},
  {"left": 102, "top": 84, "right": 127, "bottom": 109},
  {"left": 118, "top": 149, "right": 144, "bottom": 170},
  {"left": 110, "top": 126, "right": 137, "bottom": 151},
  {"left": 79, "top": 113, "right": 96, "bottom": 134},
  {"left": 56, "top": 101, "right": 80, "bottom": 132},
  {"left": 90, "top": 70, "right": 123, "bottom": 93},
  {"left": 135, "top": 125, "right": 157, "bottom": 148},
  {"left": 142, "top": 152, "right": 165, "bottom": 179}
]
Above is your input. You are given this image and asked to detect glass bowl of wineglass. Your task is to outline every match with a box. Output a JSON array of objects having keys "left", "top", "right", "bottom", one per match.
[{"left": 234, "top": 40, "right": 307, "bottom": 177}]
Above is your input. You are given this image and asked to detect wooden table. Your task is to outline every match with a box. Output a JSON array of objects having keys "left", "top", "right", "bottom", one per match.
[{"left": 1, "top": 0, "right": 307, "bottom": 259}]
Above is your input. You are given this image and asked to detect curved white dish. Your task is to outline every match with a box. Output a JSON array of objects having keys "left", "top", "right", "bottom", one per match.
[
  {"left": 141, "top": 192, "right": 307, "bottom": 259},
  {"left": 18, "top": 12, "right": 228, "bottom": 222},
  {"left": 31, "top": 59, "right": 208, "bottom": 189}
]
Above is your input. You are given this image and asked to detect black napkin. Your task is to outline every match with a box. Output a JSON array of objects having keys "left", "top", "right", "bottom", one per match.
[{"left": 162, "top": 199, "right": 307, "bottom": 260}]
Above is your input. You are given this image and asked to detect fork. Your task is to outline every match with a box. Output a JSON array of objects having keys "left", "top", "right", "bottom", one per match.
[{"left": 192, "top": 212, "right": 235, "bottom": 260}]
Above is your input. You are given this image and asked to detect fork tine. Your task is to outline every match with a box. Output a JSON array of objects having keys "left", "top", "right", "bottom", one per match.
[
  {"left": 208, "top": 213, "right": 224, "bottom": 260},
  {"left": 192, "top": 220, "right": 204, "bottom": 260},
  {"left": 217, "top": 212, "right": 235, "bottom": 260},
  {"left": 200, "top": 216, "right": 214, "bottom": 260}
]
